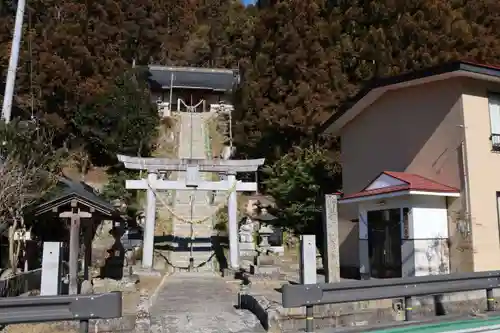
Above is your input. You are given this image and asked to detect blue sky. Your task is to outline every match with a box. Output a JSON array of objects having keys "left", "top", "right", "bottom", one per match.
[{"left": 241, "top": 0, "right": 256, "bottom": 5}]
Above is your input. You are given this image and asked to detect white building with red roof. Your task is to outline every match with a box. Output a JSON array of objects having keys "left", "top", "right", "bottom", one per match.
[{"left": 319, "top": 61, "right": 500, "bottom": 278}]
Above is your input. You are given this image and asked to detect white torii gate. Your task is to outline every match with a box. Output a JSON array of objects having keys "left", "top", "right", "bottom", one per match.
[{"left": 117, "top": 155, "right": 264, "bottom": 270}]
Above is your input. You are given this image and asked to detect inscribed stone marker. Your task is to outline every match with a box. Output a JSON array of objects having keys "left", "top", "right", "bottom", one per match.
[{"left": 322, "top": 194, "right": 340, "bottom": 283}]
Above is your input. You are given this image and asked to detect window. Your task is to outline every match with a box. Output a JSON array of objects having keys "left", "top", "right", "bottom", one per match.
[{"left": 489, "top": 94, "right": 500, "bottom": 151}]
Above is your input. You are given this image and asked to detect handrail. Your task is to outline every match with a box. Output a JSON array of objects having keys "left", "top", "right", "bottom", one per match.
[
  {"left": 281, "top": 271, "right": 500, "bottom": 332},
  {"left": 0, "top": 292, "right": 122, "bottom": 328}
]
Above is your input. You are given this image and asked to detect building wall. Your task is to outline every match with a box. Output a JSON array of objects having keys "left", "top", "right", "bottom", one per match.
[
  {"left": 341, "top": 79, "right": 465, "bottom": 194},
  {"left": 337, "top": 217, "right": 359, "bottom": 278},
  {"left": 340, "top": 78, "right": 471, "bottom": 272},
  {"left": 461, "top": 78, "right": 500, "bottom": 271}
]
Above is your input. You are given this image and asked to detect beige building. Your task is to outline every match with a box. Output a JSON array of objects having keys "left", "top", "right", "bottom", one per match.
[{"left": 320, "top": 61, "right": 500, "bottom": 278}]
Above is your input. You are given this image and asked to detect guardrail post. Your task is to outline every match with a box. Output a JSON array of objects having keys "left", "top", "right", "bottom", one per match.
[
  {"left": 487, "top": 288, "right": 495, "bottom": 311},
  {"left": 80, "top": 320, "right": 89, "bottom": 333},
  {"left": 404, "top": 296, "right": 413, "bottom": 321},
  {"left": 434, "top": 294, "right": 446, "bottom": 316},
  {"left": 300, "top": 235, "right": 317, "bottom": 333},
  {"left": 306, "top": 305, "right": 314, "bottom": 332}
]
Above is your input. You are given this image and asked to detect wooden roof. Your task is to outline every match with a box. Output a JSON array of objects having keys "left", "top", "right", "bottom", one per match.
[{"left": 28, "top": 177, "right": 120, "bottom": 217}]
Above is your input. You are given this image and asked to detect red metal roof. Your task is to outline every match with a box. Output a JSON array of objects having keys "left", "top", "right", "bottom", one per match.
[
  {"left": 341, "top": 171, "right": 459, "bottom": 200},
  {"left": 461, "top": 60, "right": 500, "bottom": 71}
]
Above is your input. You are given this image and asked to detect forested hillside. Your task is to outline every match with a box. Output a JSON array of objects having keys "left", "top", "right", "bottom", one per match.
[{"left": 0, "top": 0, "right": 499, "bottom": 164}]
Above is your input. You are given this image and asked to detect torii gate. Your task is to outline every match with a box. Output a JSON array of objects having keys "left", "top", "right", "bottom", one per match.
[{"left": 117, "top": 155, "right": 264, "bottom": 270}]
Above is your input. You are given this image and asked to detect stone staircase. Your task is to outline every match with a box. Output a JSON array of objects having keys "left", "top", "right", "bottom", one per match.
[{"left": 168, "top": 112, "right": 221, "bottom": 271}]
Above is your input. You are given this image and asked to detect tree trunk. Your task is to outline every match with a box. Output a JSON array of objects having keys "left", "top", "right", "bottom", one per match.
[{"left": 8, "top": 223, "right": 17, "bottom": 274}]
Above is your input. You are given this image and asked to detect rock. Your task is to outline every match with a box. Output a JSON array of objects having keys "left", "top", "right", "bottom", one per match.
[
  {"left": 92, "top": 277, "right": 137, "bottom": 293},
  {"left": 125, "top": 250, "right": 135, "bottom": 265},
  {"left": 0, "top": 268, "right": 13, "bottom": 280},
  {"left": 125, "top": 273, "right": 140, "bottom": 284},
  {"left": 256, "top": 254, "right": 275, "bottom": 266},
  {"left": 135, "top": 289, "right": 151, "bottom": 333},
  {"left": 81, "top": 280, "right": 93, "bottom": 294}
]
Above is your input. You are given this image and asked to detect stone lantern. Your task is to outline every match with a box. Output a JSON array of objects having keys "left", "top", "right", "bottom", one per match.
[{"left": 258, "top": 224, "right": 273, "bottom": 249}]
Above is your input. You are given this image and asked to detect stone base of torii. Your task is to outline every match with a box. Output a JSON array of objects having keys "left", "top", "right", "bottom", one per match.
[{"left": 117, "top": 155, "right": 264, "bottom": 270}]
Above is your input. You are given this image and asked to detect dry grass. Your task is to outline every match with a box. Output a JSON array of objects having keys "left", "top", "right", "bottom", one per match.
[
  {"left": 154, "top": 215, "right": 173, "bottom": 236},
  {"left": 122, "top": 274, "right": 163, "bottom": 314},
  {"left": 152, "top": 116, "right": 179, "bottom": 158},
  {"left": 205, "top": 114, "right": 227, "bottom": 158},
  {"left": 2, "top": 325, "right": 79, "bottom": 333}
]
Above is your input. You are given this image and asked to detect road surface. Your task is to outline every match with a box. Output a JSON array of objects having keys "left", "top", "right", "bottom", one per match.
[
  {"left": 370, "top": 316, "right": 500, "bottom": 333},
  {"left": 149, "top": 272, "right": 265, "bottom": 333}
]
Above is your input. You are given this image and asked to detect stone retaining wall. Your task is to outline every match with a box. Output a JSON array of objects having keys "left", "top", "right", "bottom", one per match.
[{"left": 240, "top": 288, "right": 500, "bottom": 332}]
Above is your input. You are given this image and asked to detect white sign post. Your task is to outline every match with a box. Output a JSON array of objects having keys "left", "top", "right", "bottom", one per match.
[
  {"left": 40, "top": 242, "right": 62, "bottom": 296},
  {"left": 300, "top": 234, "right": 317, "bottom": 333}
]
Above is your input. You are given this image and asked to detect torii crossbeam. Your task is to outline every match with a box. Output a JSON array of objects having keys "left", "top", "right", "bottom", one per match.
[{"left": 117, "top": 155, "right": 264, "bottom": 270}]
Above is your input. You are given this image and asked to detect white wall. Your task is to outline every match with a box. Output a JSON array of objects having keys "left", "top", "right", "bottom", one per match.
[
  {"left": 411, "top": 195, "right": 450, "bottom": 276},
  {"left": 356, "top": 194, "right": 450, "bottom": 278}
]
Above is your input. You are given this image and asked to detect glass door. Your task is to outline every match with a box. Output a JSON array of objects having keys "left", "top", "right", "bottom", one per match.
[{"left": 367, "top": 208, "right": 402, "bottom": 278}]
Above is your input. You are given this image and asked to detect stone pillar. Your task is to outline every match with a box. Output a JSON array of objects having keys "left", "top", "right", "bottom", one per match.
[
  {"left": 227, "top": 173, "right": 239, "bottom": 269},
  {"left": 143, "top": 172, "right": 157, "bottom": 269},
  {"left": 322, "top": 194, "right": 341, "bottom": 283}
]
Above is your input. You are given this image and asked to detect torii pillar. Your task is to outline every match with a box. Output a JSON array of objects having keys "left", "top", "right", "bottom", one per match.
[
  {"left": 117, "top": 155, "right": 264, "bottom": 270},
  {"left": 59, "top": 200, "right": 92, "bottom": 295}
]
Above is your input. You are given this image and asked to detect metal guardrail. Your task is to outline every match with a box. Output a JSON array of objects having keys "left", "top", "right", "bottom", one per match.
[
  {"left": 0, "top": 292, "right": 122, "bottom": 330},
  {"left": 0, "top": 268, "right": 42, "bottom": 297},
  {"left": 282, "top": 271, "right": 500, "bottom": 332}
]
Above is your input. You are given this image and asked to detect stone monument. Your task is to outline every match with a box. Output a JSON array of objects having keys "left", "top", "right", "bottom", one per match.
[
  {"left": 239, "top": 217, "right": 257, "bottom": 257},
  {"left": 322, "top": 194, "right": 341, "bottom": 283}
]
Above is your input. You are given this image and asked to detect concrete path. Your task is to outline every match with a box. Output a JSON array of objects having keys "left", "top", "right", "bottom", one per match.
[{"left": 150, "top": 272, "right": 265, "bottom": 333}]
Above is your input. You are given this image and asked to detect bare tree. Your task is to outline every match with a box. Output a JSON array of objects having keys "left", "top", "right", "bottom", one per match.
[{"left": 0, "top": 121, "right": 63, "bottom": 276}]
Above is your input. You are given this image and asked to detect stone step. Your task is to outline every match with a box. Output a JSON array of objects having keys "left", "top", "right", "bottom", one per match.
[
  {"left": 172, "top": 231, "right": 213, "bottom": 236},
  {"left": 171, "top": 252, "right": 213, "bottom": 257},
  {"left": 167, "top": 112, "right": 215, "bottom": 274},
  {"left": 174, "top": 222, "right": 213, "bottom": 227},
  {"left": 172, "top": 233, "right": 213, "bottom": 239},
  {"left": 172, "top": 225, "right": 214, "bottom": 231},
  {"left": 170, "top": 255, "right": 215, "bottom": 262},
  {"left": 174, "top": 225, "right": 214, "bottom": 231},
  {"left": 168, "top": 243, "right": 213, "bottom": 249},
  {"left": 172, "top": 232, "right": 214, "bottom": 237},
  {"left": 170, "top": 258, "right": 214, "bottom": 264}
]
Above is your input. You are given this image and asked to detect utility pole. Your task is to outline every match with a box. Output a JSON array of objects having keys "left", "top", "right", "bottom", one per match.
[{"left": 2, "top": 0, "right": 27, "bottom": 123}]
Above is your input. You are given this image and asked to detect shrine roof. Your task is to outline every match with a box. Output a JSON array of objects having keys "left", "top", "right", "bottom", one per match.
[
  {"left": 340, "top": 171, "right": 460, "bottom": 203},
  {"left": 147, "top": 65, "right": 240, "bottom": 92},
  {"left": 28, "top": 177, "right": 119, "bottom": 217}
]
